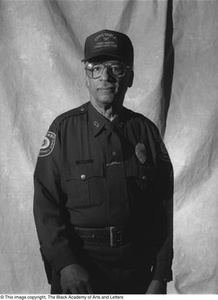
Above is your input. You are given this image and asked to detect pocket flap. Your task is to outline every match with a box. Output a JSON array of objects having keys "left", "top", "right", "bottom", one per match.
[
  {"left": 125, "top": 156, "right": 141, "bottom": 178},
  {"left": 64, "top": 162, "right": 104, "bottom": 181}
]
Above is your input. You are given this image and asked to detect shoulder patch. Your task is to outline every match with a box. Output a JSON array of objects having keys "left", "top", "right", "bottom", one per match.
[{"left": 39, "top": 131, "right": 56, "bottom": 157}]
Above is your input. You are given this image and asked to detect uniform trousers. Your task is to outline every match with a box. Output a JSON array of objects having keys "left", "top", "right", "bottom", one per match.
[{"left": 51, "top": 242, "right": 155, "bottom": 294}]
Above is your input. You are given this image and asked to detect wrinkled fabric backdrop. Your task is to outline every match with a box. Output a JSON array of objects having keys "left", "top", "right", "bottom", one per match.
[{"left": 0, "top": 0, "right": 218, "bottom": 294}]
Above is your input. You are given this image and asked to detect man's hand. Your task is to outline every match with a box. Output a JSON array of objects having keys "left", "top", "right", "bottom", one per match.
[
  {"left": 146, "top": 280, "right": 167, "bottom": 294},
  {"left": 60, "top": 263, "right": 94, "bottom": 294}
]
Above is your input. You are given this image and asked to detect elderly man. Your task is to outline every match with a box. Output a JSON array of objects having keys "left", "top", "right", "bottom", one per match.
[{"left": 33, "top": 29, "right": 173, "bottom": 294}]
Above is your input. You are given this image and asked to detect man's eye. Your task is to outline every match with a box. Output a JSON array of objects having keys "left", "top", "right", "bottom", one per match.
[
  {"left": 93, "top": 65, "right": 102, "bottom": 72},
  {"left": 112, "top": 65, "right": 123, "bottom": 73}
]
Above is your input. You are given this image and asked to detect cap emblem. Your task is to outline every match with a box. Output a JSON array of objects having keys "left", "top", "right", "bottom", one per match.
[{"left": 94, "top": 33, "right": 118, "bottom": 50}]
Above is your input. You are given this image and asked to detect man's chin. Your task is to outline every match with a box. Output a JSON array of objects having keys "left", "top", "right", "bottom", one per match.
[{"left": 97, "top": 97, "right": 115, "bottom": 105}]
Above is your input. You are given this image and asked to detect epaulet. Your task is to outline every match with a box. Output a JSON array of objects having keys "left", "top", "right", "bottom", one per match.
[
  {"left": 123, "top": 106, "right": 157, "bottom": 128},
  {"left": 53, "top": 102, "right": 89, "bottom": 127}
]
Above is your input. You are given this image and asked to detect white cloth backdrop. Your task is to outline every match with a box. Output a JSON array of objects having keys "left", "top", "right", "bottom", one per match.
[{"left": 0, "top": 0, "right": 218, "bottom": 294}]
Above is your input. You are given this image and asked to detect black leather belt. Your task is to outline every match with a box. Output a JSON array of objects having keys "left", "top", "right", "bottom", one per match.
[{"left": 74, "top": 226, "right": 128, "bottom": 247}]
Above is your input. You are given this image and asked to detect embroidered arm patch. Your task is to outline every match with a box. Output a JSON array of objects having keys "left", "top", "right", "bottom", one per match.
[{"left": 39, "top": 131, "right": 56, "bottom": 157}]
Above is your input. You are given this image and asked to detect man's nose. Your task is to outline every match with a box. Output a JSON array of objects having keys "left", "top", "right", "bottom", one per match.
[{"left": 101, "top": 66, "right": 111, "bottom": 80}]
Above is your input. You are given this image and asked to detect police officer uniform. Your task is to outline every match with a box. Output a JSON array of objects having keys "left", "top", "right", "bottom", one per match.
[{"left": 33, "top": 29, "right": 173, "bottom": 294}]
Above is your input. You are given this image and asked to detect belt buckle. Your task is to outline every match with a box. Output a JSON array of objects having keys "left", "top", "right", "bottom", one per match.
[{"left": 110, "top": 227, "right": 122, "bottom": 247}]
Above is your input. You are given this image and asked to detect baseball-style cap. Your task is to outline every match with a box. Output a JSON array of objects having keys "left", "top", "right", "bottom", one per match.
[{"left": 82, "top": 29, "right": 134, "bottom": 66}]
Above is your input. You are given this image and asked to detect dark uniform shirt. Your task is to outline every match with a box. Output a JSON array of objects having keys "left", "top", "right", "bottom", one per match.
[{"left": 33, "top": 101, "right": 173, "bottom": 283}]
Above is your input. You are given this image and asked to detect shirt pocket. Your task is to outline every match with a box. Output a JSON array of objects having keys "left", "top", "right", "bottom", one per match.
[
  {"left": 125, "top": 155, "right": 154, "bottom": 192},
  {"left": 62, "top": 162, "right": 106, "bottom": 208}
]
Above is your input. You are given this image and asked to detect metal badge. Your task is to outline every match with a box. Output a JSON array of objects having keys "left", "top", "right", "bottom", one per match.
[{"left": 135, "top": 143, "right": 147, "bottom": 164}]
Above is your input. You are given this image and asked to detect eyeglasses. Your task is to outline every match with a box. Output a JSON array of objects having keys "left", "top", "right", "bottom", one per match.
[{"left": 85, "top": 61, "right": 131, "bottom": 79}]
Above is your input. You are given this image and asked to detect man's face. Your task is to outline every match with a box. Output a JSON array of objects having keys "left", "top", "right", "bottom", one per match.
[{"left": 85, "top": 58, "right": 133, "bottom": 110}]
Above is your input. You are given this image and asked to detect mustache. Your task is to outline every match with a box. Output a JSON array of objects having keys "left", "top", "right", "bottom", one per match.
[{"left": 97, "top": 83, "right": 115, "bottom": 89}]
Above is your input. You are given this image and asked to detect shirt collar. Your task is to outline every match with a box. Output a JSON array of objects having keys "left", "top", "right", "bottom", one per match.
[
  {"left": 88, "top": 102, "right": 108, "bottom": 137},
  {"left": 112, "top": 113, "right": 125, "bottom": 136},
  {"left": 88, "top": 102, "right": 125, "bottom": 137}
]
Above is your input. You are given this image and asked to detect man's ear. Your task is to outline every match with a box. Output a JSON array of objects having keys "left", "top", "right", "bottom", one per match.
[
  {"left": 86, "top": 76, "right": 89, "bottom": 88},
  {"left": 128, "top": 70, "right": 134, "bottom": 87}
]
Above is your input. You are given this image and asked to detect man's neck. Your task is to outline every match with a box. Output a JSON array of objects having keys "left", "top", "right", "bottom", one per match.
[{"left": 91, "top": 101, "right": 121, "bottom": 121}]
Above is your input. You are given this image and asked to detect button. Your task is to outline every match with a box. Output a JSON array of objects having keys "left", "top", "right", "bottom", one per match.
[
  {"left": 112, "top": 151, "right": 117, "bottom": 156},
  {"left": 81, "top": 174, "right": 86, "bottom": 180},
  {"left": 142, "top": 175, "right": 146, "bottom": 180}
]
